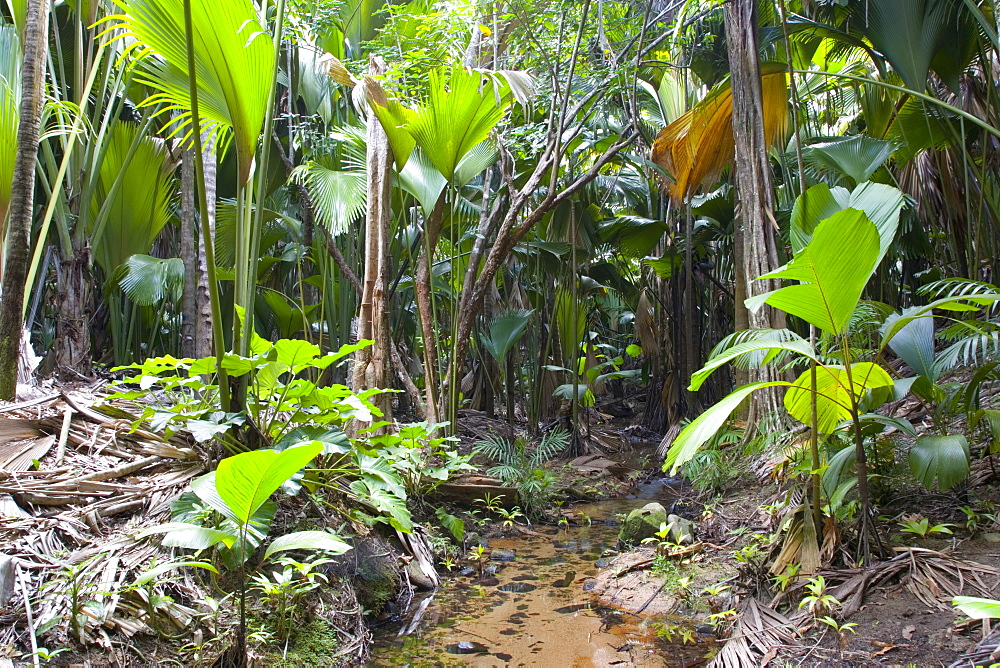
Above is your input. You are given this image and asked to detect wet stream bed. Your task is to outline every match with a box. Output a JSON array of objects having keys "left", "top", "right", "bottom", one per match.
[{"left": 371, "top": 479, "right": 716, "bottom": 667}]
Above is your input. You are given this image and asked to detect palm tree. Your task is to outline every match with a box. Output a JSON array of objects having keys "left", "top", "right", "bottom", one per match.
[{"left": 0, "top": 0, "right": 51, "bottom": 399}]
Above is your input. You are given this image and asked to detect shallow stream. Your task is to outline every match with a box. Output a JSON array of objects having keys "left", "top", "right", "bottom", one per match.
[{"left": 370, "top": 478, "right": 715, "bottom": 667}]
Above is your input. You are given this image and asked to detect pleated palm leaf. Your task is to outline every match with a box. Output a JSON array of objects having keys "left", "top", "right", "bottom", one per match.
[
  {"left": 801, "top": 135, "right": 898, "bottom": 188},
  {"left": 89, "top": 122, "right": 176, "bottom": 276},
  {"left": 651, "top": 66, "right": 788, "bottom": 204},
  {"left": 0, "top": 25, "right": 19, "bottom": 229},
  {"left": 849, "top": 0, "right": 978, "bottom": 93},
  {"left": 107, "top": 0, "right": 273, "bottom": 185}
]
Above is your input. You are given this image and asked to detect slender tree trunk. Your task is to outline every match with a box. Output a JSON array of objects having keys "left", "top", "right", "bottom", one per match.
[
  {"left": 352, "top": 57, "right": 395, "bottom": 424},
  {"left": 180, "top": 149, "right": 197, "bottom": 357},
  {"left": 195, "top": 139, "right": 217, "bottom": 359},
  {"left": 725, "top": 0, "right": 786, "bottom": 425},
  {"left": 0, "top": 0, "right": 51, "bottom": 398},
  {"left": 414, "top": 194, "right": 446, "bottom": 426},
  {"left": 682, "top": 205, "right": 701, "bottom": 414}
]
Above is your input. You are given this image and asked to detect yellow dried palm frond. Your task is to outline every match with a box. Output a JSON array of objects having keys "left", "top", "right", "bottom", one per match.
[{"left": 651, "top": 66, "right": 789, "bottom": 204}]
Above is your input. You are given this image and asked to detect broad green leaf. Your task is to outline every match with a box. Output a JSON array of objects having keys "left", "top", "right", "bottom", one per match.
[
  {"left": 664, "top": 381, "right": 792, "bottom": 473},
  {"left": 349, "top": 479, "right": 413, "bottom": 532},
  {"left": 757, "top": 210, "right": 880, "bottom": 335},
  {"left": 909, "top": 435, "right": 970, "bottom": 491},
  {"left": 273, "top": 339, "right": 321, "bottom": 372},
  {"left": 262, "top": 530, "right": 352, "bottom": 560},
  {"left": 800, "top": 135, "right": 897, "bottom": 188},
  {"left": 215, "top": 444, "right": 323, "bottom": 525},
  {"left": 356, "top": 452, "right": 407, "bottom": 499},
  {"left": 791, "top": 182, "right": 905, "bottom": 263},
  {"left": 690, "top": 337, "right": 817, "bottom": 391},
  {"left": 885, "top": 308, "right": 937, "bottom": 380},
  {"left": 952, "top": 596, "right": 1000, "bottom": 620},
  {"left": 133, "top": 560, "right": 219, "bottom": 587},
  {"left": 90, "top": 124, "right": 177, "bottom": 275},
  {"left": 784, "top": 363, "right": 893, "bottom": 433},
  {"left": 368, "top": 95, "right": 417, "bottom": 169},
  {"left": 398, "top": 149, "right": 446, "bottom": 216},
  {"left": 435, "top": 508, "right": 465, "bottom": 542},
  {"left": 276, "top": 426, "right": 350, "bottom": 455},
  {"left": 139, "top": 522, "right": 237, "bottom": 550},
  {"left": 108, "top": 0, "right": 275, "bottom": 184}
]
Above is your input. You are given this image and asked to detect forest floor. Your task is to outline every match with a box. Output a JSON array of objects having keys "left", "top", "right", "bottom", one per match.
[
  {"left": 1, "top": 389, "right": 999, "bottom": 667},
  {"left": 583, "top": 452, "right": 1000, "bottom": 667}
]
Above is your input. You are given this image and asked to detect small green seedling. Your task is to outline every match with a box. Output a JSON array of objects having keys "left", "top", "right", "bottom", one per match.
[{"left": 898, "top": 516, "right": 955, "bottom": 539}]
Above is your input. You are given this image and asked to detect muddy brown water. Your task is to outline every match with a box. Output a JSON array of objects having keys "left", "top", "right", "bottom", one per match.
[{"left": 371, "top": 478, "right": 715, "bottom": 667}]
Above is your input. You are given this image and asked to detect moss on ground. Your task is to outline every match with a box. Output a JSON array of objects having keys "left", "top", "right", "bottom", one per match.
[{"left": 266, "top": 619, "right": 339, "bottom": 668}]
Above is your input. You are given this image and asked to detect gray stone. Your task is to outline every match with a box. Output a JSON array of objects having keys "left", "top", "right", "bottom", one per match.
[
  {"left": 617, "top": 502, "right": 667, "bottom": 548},
  {"left": 983, "top": 532, "right": 1000, "bottom": 543},
  {"left": 490, "top": 548, "right": 516, "bottom": 562},
  {"left": 582, "top": 578, "right": 598, "bottom": 591},
  {"left": 665, "top": 514, "right": 696, "bottom": 546},
  {"left": 406, "top": 560, "right": 436, "bottom": 591}
]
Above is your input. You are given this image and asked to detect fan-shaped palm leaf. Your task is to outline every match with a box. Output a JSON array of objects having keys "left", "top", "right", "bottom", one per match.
[
  {"left": 851, "top": 0, "right": 977, "bottom": 93},
  {"left": 480, "top": 309, "right": 534, "bottom": 364},
  {"left": 107, "top": 0, "right": 274, "bottom": 184},
  {"left": 369, "top": 68, "right": 510, "bottom": 182},
  {"left": 291, "top": 161, "right": 365, "bottom": 235},
  {"left": 651, "top": 66, "right": 788, "bottom": 203},
  {"left": 89, "top": 122, "right": 176, "bottom": 275},
  {"left": 115, "top": 254, "right": 185, "bottom": 305},
  {"left": 801, "top": 135, "right": 898, "bottom": 187},
  {"left": 406, "top": 68, "right": 509, "bottom": 181}
]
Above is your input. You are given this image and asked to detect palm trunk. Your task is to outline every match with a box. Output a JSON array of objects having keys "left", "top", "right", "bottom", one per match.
[
  {"left": 195, "top": 138, "right": 217, "bottom": 359},
  {"left": 0, "top": 0, "right": 51, "bottom": 398},
  {"left": 414, "top": 194, "right": 447, "bottom": 426},
  {"left": 180, "top": 148, "right": 197, "bottom": 357},
  {"left": 725, "top": 0, "right": 786, "bottom": 426},
  {"left": 352, "top": 57, "right": 395, "bottom": 424},
  {"left": 54, "top": 248, "right": 93, "bottom": 378}
]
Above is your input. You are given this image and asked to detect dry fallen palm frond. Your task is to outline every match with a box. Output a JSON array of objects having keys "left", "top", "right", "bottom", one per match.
[
  {"left": 826, "top": 547, "right": 1000, "bottom": 617},
  {"left": 710, "top": 597, "right": 798, "bottom": 668},
  {"left": 651, "top": 66, "right": 788, "bottom": 204},
  {"left": 949, "top": 626, "right": 1000, "bottom": 668},
  {"left": 0, "top": 392, "right": 213, "bottom": 654}
]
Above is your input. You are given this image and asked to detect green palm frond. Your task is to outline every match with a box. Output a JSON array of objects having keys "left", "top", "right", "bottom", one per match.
[
  {"left": 934, "top": 320, "right": 1000, "bottom": 371},
  {"left": 851, "top": 0, "right": 977, "bottom": 92},
  {"left": 398, "top": 149, "right": 446, "bottom": 216},
  {"left": 531, "top": 428, "right": 569, "bottom": 466},
  {"left": 107, "top": 0, "right": 274, "bottom": 183},
  {"left": 708, "top": 328, "right": 804, "bottom": 371},
  {"left": 407, "top": 68, "right": 510, "bottom": 182},
  {"left": 480, "top": 309, "right": 534, "bottom": 364},
  {"left": 290, "top": 161, "right": 365, "bottom": 235},
  {"left": 115, "top": 254, "right": 185, "bottom": 305},
  {"left": 918, "top": 278, "right": 1000, "bottom": 300},
  {"left": 90, "top": 122, "right": 176, "bottom": 275},
  {"left": 453, "top": 141, "right": 498, "bottom": 187},
  {"left": 472, "top": 433, "right": 513, "bottom": 463},
  {"left": 801, "top": 135, "right": 898, "bottom": 187},
  {"left": 214, "top": 200, "right": 288, "bottom": 267},
  {"left": 0, "top": 24, "right": 19, "bottom": 221}
]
